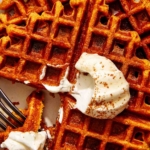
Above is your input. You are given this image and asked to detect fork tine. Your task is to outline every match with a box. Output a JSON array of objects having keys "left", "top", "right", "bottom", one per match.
[
  {"left": 0, "top": 100, "right": 24, "bottom": 126},
  {"left": 0, "top": 89, "right": 26, "bottom": 120},
  {"left": 0, "top": 112, "right": 17, "bottom": 128},
  {"left": 0, "top": 121, "right": 6, "bottom": 130}
]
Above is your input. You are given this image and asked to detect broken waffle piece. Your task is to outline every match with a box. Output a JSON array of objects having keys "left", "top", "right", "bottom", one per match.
[{"left": 0, "top": 90, "right": 45, "bottom": 147}]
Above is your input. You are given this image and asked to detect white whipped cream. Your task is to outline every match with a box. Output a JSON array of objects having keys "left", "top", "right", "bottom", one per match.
[
  {"left": 58, "top": 107, "right": 63, "bottom": 123},
  {"left": 71, "top": 52, "right": 130, "bottom": 119},
  {"left": 46, "top": 130, "right": 52, "bottom": 139},
  {"left": 24, "top": 80, "right": 30, "bottom": 84},
  {"left": 39, "top": 66, "right": 47, "bottom": 80},
  {"left": 1, "top": 131, "right": 47, "bottom": 150},
  {"left": 42, "top": 67, "right": 72, "bottom": 93}
]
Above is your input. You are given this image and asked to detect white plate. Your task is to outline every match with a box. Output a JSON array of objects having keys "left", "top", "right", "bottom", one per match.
[{"left": 0, "top": 77, "right": 61, "bottom": 127}]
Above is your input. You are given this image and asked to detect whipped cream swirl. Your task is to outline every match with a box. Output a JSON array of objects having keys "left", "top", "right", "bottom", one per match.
[
  {"left": 71, "top": 52, "right": 130, "bottom": 119},
  {"left": 1, "top": 131, "right": 47, "bottom": 150}
]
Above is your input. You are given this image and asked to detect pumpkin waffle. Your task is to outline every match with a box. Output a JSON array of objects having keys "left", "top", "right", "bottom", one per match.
[
  {"left": 0, "top": 90, "right": 44, "bottom": 144},
  {"left": 53, "top": 0, "right": 150, "bottom": 150},
  {"left": 0, "top": 0, "right": 87, "bottom": 89}
]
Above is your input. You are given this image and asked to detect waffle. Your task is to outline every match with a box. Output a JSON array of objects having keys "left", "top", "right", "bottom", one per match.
[
  {"left": 1, "top": 0, "right": 150, "bottom": 149},
  {"left": 0, "top": 0, "right": 87, "bottom": 89},
  {"left": 53, "top": 0, "right": 150, "bottom": 150},
  {"left": 0, "top": 90, "right": 44, "bottom": 144}
]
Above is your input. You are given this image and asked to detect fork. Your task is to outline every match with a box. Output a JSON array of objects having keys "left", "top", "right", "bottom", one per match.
[{"left": 0, "top": 89, "right": 26, "bottom": 130}]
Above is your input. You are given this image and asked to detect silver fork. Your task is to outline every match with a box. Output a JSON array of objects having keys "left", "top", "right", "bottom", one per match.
[{"left": 0, "top": 89, "right": 26, "bottom": 130}]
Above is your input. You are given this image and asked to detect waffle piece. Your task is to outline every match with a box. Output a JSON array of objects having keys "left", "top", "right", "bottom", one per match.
[
  {"left": 52, "top": 0, "right": 150, "bottom": 149},
  {"left": 0, "top": 0, "right": 49, "bottom": 41},
  {"left": 54, "top": 94, "right": 150, "bottom": 150},
  {"left": 82, "top": 0, "right": 150, "bottom": 117},
  {"left": 0, "top": 90, "right": 44, "bottom": 143},
  {"left": 0, "top": 0, "right": 87, "bottom": 90}
]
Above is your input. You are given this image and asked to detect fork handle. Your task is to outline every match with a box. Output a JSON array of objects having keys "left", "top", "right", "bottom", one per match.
[{"left": 0, "top": 89, "right": 26, "bottom": 120}]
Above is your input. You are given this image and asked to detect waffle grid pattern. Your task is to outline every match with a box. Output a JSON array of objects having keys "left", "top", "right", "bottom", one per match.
[
  {"left": 0, "top": 0, "right": 87, "bottom": 88},
  {"left": 54, "top": 96, "right": 150, "bottom": 150},
  {"left": 82, "top": 0, "right": 150, "bottom": 117}
]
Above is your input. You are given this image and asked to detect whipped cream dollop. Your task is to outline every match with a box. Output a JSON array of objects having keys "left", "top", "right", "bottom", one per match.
[
  {"left": 1, "top": 131, "right": 47, "bottom": 150},
  {"left": 71, "top": 52, "right": 130, "bottom": 119}
]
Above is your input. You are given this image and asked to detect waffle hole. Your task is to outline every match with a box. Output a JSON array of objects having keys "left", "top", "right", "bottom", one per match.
[
  {"left": 134, "top": 132, "right": 143, "bottom": 141},
  {"left": 110, "top": 122, "right": 128, "bottom": 138},
  {"left": 55, "top": 25, "right": 73, "bottom": 42},
  {"left": 89, "top": 33, "right": 107, "bottom": 51},
  {"left": 108, "top": 0, "right": 125, "bottom": 16},
  {"left": 43, "top": 66, "right": 62, "bottom": 85},
  {"left": 130, "top": 88, "right": 138, "bottom": 98},
  {"left": 134, "top": 10, "right": 150, "bottom": 28},
  {"left": 6, "top": 42, "right": 11, "bottom": 49},
  {"left": 105, "top": 143, "right": 123, "bottom": 150},
  {"left": 6, "top": 36, "right": 25, "bottom": 52},
  {"left": 132, "top": 128, "right": 149, "bottom": 144},
  {"left": 89, "top": 118, "right": 106, "bottom": 134},
  {"left": 132, "top": 70, "right": 139, "bottom": 79},
  {"left": 68, "top": 109, "right": 85, "bottom": 128},
  {"left": 112, "top": 61, "right": 122, "bottom": 70},
  {"left": 17, "top": 20, "right": 26, "bottom": 27},
  {"left": 127, "top": 67, "right": 142, "bottom": 84},
  {"left": 145, "top": 95, "right": 150, "bottom": 105},
  {"left": 83, "top": 137, "right": 101, "bottom": 150},
  {"left": 23, "top": 61, "right": 41, "bottom": 76},
  {"left": 34, "top": 20, "right": 52, "bottom": 36},
  {"left": 1, "top": 56, "right": 20, "bottom": 73},
  {"left": 49, "top": 46, "right": 68, "bottom": 64},
  {"left": 120, "top": 18, "right": 133, "bottom": 31},
  {"left": 135, "top": 47, "right": 147, "bottom": 59},
  {"left": 6, "top": 5, "right": 21, "bottom": 20},
  {"left": 32, "top": 42, "right": 45, "bottom": 52},
  {"left": 134, "top": 71, "right": 139, "bottom": 78},
  {"left": 28, "top": 40, "right": 47, "bottom": 58},
  {"left": 117, "top": 43, "right": 125, "bottom": 49},
  {"left": 8, "top": 8, "right": 15, "bottom": 17},
  {"left": 0, "top": 29, "right": 7, "bottom": 38},
  {"left": 11, "top": 37, "right": 23, "bottom": 45},
  {"left": 4, "top": 56, "right": 19, "bottom": 68},
  {"left": 111, "top": 40, "right": 126, "bottom": 56},
  {"left": 62, "top": 1, "right": 73, "bottom": 16},
  {"left": 100, "top": 16, "right": 108, "bottom": 25},
  {"left": 128, "top": 88, "right": 138, "bottom": 106},
  {"left": 61, "top": 130, "right": 80, "bottom": 147}
]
